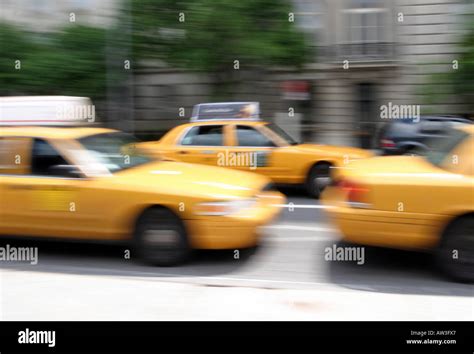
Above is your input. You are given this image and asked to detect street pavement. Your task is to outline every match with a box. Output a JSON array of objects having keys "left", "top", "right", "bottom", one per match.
[{"left": 0, "top": 188, "right": 473, "bottom": 320}]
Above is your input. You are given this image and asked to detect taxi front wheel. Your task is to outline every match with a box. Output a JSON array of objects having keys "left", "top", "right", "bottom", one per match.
[
  {"left": 436, "top": 216, "right": 474, "bottom": 283},
  {"left": 134, "top": 207, "right": 191, "bottom": 266},
  {"left": 305, "top": 163, "right": 332, "bottom": 198}
]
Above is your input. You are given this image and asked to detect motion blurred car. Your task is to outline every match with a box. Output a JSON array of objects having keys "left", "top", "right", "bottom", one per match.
[
  {"left": 0, "top": 123, "right": 284, "bottom": 266},
  {"left": 137, "top": 102, "right": 373, "bottom": 198},
  {"left": 378, "top": 115, "right": 472, "bottom": 155},
  {"left": 322, "top": 124, "right": 474, "bottom": 282}
]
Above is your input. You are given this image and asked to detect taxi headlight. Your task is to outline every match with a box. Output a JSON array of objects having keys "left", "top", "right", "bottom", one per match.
[{"left": 194, "top": 199, "right": 256, "bottom": 216}]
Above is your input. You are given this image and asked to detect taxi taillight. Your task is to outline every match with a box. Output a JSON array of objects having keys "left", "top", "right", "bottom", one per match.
[
  {"left": 337, "top": 179, "right": 371, "bottom": 208},
  {"left": 380, "top": 139, "right": 396, "bottom": 148}
]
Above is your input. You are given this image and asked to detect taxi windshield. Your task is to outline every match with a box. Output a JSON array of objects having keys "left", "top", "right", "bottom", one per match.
[
  {"left": 266, "top": 123, "right": 299, "bottom": 145},
  {"left": 424, "top": 128, "right": 469, "bottom": 167},
  {"left": 79, "top": 132, "right": 152, "bottom": 172}
]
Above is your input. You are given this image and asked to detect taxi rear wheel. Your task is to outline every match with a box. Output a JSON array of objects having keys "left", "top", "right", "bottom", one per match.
[
  {"left": 436, "top": 216, "right": 474, "bottom": 282},
  {"left": 134, "top": 208, "right": 190, "bottom": 266},
  {"left": 305, "top": 163, "right": 332, "bottom": 198}
]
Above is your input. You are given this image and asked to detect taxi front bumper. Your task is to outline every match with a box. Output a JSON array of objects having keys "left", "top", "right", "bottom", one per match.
[{"left": 185, "top": 192, "right": 285, "bottom": 249}]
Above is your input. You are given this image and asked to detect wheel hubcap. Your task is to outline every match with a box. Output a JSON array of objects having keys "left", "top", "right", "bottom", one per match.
[
  {"left": 144, "top": 229, "right": 179, "bottom": 246},
  {"left": 314, "top": 175, "right": 331, "bottom": 191}
]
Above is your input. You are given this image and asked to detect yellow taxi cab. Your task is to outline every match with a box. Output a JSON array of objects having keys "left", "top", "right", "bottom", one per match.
[
  {"left": 137, "top": 102, "right": 373, "bottom": 198},
  {"left": 0, "top": 99, "right": 284, "bottom": 266},
  {"left": 322, "top": 124, "right": 474, "bottom": 281}
]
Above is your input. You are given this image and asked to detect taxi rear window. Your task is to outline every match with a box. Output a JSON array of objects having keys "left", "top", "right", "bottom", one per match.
[
  {"left": 0, "top": 137, "right": 31, "bottom": 175},
  {"left": 181, "top": 126, "right": 223, "bottom": 146}
]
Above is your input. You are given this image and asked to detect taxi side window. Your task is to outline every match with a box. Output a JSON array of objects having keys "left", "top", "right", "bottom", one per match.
[
  {"left": 236, "top": 126, "right": 275, "bottom": 147},
  {"left": 0, "top": 137, "right": 31, "bottom": 175},
  {"left": 181, "top": 125, "right": 223, "bottom": 146},
  {"left": 31, "top": 139, "right": 72, "bottom": 177}
]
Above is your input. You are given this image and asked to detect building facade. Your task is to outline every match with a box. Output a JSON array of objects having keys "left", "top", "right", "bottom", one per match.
[
  {"left": 133, "top": 0, "right": 471, "bottom": 146},
  {"left": 290, "top": 0, "right": 472, "bottom": 147},
  {"left": 1, "top": 0, "right": 471, "bottom": 146}
]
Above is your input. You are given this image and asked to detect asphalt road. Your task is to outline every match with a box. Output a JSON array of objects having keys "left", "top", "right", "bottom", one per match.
[{"left": 0, "top": 187, "right": 473, "bottom": 320}]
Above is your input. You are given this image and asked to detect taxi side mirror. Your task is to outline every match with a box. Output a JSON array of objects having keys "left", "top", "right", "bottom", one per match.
[{"left": 48, "top": 164, "right": 83, "bottom": 178}]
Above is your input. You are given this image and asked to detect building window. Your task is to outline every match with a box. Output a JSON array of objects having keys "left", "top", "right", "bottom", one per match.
[
  {"left": 292, "top": 0, "right": 326, "bottom": 45},
  {"left": 342, "top": 0, "right": 392, "bottom": 58}
]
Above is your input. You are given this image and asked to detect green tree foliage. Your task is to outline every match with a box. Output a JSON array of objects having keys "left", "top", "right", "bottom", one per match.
[
  {"left": 0, "top": 23, "right": 39, "bottom": 94},
  {"left": 424, "top": 15, "right": 474, "bottom": 116},
  {"left": 1, "top": 0, "right": 310, "bottom": 100},
  {"left": 455, "top": 18, "right": 474, "bottom": 108},
  {"left": 0, "top": 24, "right": 109, "bottom": 99},
  {"left": 129, "top": 0, "right": 311, "bottom": 97}
]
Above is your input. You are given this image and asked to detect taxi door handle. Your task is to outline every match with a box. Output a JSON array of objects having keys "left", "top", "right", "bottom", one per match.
[
  {"left": 202, "top": 150, "right": 216, "bottom": 154},
  {"left": 178, "top": 150, "right": 189, "bottom": 155}
]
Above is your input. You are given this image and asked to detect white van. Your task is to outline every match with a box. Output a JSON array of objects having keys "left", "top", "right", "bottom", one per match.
[{"left": 0, "top": 96, "right": 95, "bottom": 126}]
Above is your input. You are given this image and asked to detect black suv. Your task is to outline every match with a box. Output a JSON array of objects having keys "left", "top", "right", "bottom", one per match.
[{"left": 378, "top": 116, "right": 472, "bottom": 155}]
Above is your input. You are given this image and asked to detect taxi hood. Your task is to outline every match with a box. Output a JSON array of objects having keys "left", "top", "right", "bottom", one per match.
[{"left": 113, "top": 161, "right": 270, "bottom": 199}]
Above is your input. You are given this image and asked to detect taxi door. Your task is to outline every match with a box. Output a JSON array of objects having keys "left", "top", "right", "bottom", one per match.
[
  {"left": 171, "top": 124, "right": 232, "bottom": 167},
  {"left": 225, "top": 124, "right": 282, "bottom": 179},
  {"left": 0, "top": 137, "right": 102, "bottom": 239}
]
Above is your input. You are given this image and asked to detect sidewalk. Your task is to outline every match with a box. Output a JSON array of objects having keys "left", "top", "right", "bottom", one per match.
[{"left": 1, "top": 269, "right": 472, "bottom": 321}]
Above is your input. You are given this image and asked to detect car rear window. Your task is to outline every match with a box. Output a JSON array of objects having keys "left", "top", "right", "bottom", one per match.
[{"left": 425, "top": 128, "right": 469, "bottom": 167}]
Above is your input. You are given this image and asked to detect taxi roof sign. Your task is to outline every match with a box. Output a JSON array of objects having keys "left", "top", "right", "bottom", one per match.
[
  {"left": 0, "top": 96, "right": 95, "bottom": 126},
  {"left": 191, "top": 102, "right": 260, "bottom": 121}
]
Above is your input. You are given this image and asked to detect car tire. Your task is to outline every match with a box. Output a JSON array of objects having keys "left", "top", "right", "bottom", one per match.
[
  {"left": 402, "top": 146, "right": 423, "bottom": 156},
  {"left": 305, "top": 163, "right": 331, "bottom": 198},
  {"left": 134, "top": 207, "right": 190, "bottom": 266},
  {"left": 436, "top": 216, "right": 474, "bottom": 283}
]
